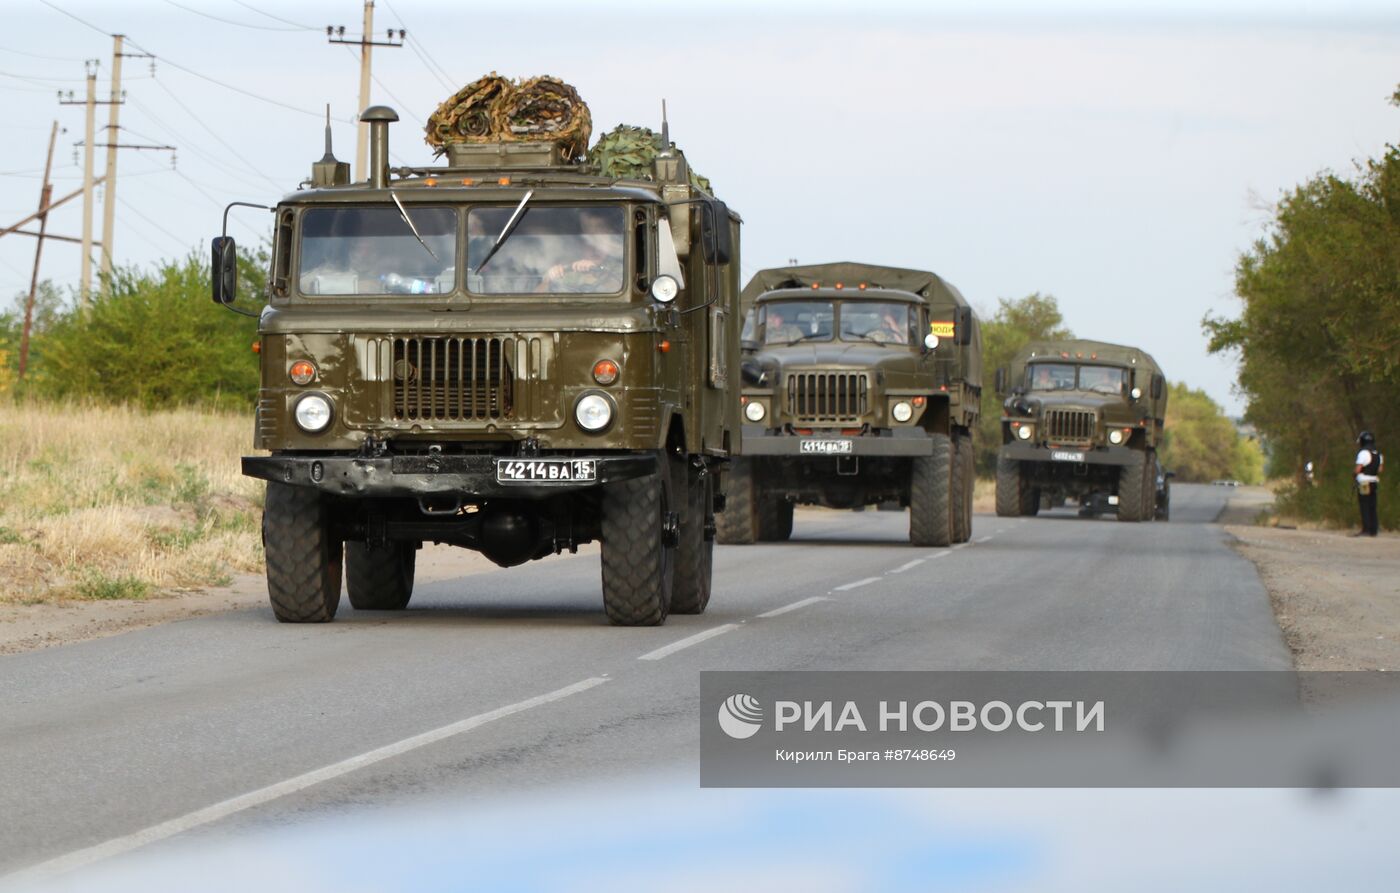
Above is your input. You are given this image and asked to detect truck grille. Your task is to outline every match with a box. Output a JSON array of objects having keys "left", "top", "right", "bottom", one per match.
[
  {"left": 393, "top": 336, "right": 513, "bottom": 421},
  {"left": 785, "top": 372, "right": 869, "bottom": 423},
  {"left": 1045, "top": 408, "right": 1096, "bottom": 445}
]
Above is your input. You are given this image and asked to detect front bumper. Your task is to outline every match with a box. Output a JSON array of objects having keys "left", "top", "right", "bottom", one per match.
[
  {"left": 999, "top": 442, "right": 1138, "bottom": 467},
  {"left": 740, "top": 426, "right": 935, "bottom": 457},
  {"left": 242, "top": 452, "right": 657, "bottom": 499}
]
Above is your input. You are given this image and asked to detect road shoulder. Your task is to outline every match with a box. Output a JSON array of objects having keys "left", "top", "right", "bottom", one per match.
[{"left": 1226, "top": 521, "right": 1400, "bottom": 671}]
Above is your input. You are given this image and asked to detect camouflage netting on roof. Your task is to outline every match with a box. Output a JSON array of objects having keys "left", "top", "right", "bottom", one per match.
[
  {"left": 588, "top": 125, "right": 713, "bottom": 193},
  {"left": 424, "top": 74, "right": 591, "bottom": 161},
  {"left": 494, "top": 76, "right": 591, "bottom": 160},
  {"left": 425, "top": 73, "right": 512, "bottom": 148}
]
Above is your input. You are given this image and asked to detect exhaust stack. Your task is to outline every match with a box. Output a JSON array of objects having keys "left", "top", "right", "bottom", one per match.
[{"left": 360, "top": 105, "right": 399, "bottom": 189}]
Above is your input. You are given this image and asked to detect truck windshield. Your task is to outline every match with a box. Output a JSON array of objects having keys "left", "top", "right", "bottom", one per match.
[
  {"left": 762, "top": 300, "right": 833, "bottom": 344},
  {"left": 299, "top": 207, "right": 457, "bottom": 296},
  {"left": 839, "top": 302, "right": 913, "bottom": 345},
  {"left": 466, "top": 206, "right": 625, "bottom": 295},
  {"left": 1027, "top": 362, "right": 1128, "bottom": 394}
]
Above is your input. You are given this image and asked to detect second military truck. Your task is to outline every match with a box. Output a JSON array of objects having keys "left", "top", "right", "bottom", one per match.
[
  {"left": 994, "top": 339, "right": 1168, "bottom": 522},
  {"left": 717, "top": 263, "right": 982, "bottom": 546}
]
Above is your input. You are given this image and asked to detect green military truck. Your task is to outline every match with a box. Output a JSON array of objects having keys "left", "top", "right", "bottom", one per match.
[
  {"left": 210, "top": 79, "right": 741, "bottom": 626},
  {"left": 994, "top": 339, "right": 1168, "bottom": 522},
  {"left": 716, "top": 262, "right": 982, "bottom": 546}
]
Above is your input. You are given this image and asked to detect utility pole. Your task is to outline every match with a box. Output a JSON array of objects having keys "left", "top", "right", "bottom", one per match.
[
  {"left": 99, "top": 34, "right": 123, "bottom": 292},
  {"left": 19, "top": 122, "right": 59, "bottom": 379},
  {"left": 58, "top": 60, "right": 102, "bottom": 305},
  {"left": 96, "top": 36, "right": 153, "bottom": 295},
  {"left": 326, "top": 3, "right": 404, "bottom": 182}
]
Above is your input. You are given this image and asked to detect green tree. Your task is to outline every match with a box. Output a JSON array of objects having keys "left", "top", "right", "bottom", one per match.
[
  {"left": 1206, "top": 88, "right": 1400, "bottom": 527},
  {"left": 1157, "top": 383, "right": 1263, "bottom": 484},
  {"left": 29, "top": 252, "right": 265, "bottom": 408},
  {"left": 975, "top": 293, "right": 1073, "bottom": 473}
]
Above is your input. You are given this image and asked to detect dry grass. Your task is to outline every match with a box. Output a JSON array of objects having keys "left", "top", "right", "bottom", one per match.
[{"left": 0, "top": 400, "right": 263, "bottom": 604}]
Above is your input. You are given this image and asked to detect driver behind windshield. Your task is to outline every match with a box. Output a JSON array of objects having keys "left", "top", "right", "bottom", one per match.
[
  {"left": 538, "top": 208, "right": 623, "bottom": 293},
  {"left": 764, "top": 306, "right": 806, "bottom": 343}
]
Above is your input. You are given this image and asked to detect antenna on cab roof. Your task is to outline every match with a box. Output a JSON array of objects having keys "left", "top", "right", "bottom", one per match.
[
  {"left": 660, "top": 99, "right": 670, "bottom": 153},
  {"left": 311, "top": 104, "right": 351, "bottom": 187}
]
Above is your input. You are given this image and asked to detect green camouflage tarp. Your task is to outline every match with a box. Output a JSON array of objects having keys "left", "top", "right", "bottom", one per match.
[{"left": 588, "top": 125, "right": 713, "bottom": 193}]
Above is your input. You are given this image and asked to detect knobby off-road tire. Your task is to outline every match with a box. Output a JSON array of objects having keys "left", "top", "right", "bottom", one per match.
[
  {"left": 995, "top": 456, "right": 1025, "bottom": 518},
  {"left": 758, "top": 497, "right": 794, "bottom": 542},
  {"left": 951, "top": 431, "right": 974, "bottom": 543},
  {"left": 345, "top": 541, "right": 416, "bottom": 610},
  {"left": 715, "top": 457, "right": 758, "bottom": 544},
  {"left": 671, "top": 462, "right": 713, "bottom": 615},
  {"left": 600, "top": 452, "right": 674, "bottom": 625},
  {"left": 1142, "top": 448, "right": 1158, "bottom": 523},
  {"left": 263, "top": 482, "right": 343, "bottom": 623},
  {"left": 1117, "top": 449, "right": 1149, "bottom": 522},
  {"left": 910, "top": 433, "right": 953, "bottom": 546}
]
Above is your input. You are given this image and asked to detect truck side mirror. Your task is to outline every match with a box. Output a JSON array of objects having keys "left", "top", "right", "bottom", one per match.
[
  {"left": 211, "top": 236, "right": 237, "bottom": 305},
  {"left": 995, "top": 367, "right": 1008, "bottom": 395},
  {"left": 1151, "top": 373, "right": 1164, "bottom": 400},
  {"left": 700, "top": 199, "right": 732, "bottom": 265},
  {"left": 954, "top": 306, "right": 973, "bottom": 346}
]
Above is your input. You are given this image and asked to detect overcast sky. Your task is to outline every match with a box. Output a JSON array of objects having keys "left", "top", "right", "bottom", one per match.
[{"left": 3, "top": 1, "right": 1397, "bottom": 413}]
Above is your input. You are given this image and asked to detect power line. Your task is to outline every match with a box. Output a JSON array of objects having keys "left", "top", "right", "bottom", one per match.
[
  {"left": 160, "top": 0, "right": 309, "bottom": 33},
  {"left": 0, "top": 44, "right": 84, "bottom": 62},
  {"left": 115, "top": 194, "right": 190, "bottom": 250},
  {"left": 126, "top": 98, "right": 281, "bottom": 193},
  {"left": 380, "top": 0, "right": 457, "bottom": 88},
  {"left": 229, "top": 0, "right": 316, "bottom": 31},
  {"left": 149, "top": 78, "right": 283, "bottom": 189},
  {"left": 36, "top": 1, "right": 110, "bottom": 38},
  {"left": 338, "top": 44, "right": 424, "bottom": 127}
]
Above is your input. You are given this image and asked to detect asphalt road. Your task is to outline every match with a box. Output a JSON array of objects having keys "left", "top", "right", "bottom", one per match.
[{"left": 0, "top": 483, "right": 1291, "bottom": 883}]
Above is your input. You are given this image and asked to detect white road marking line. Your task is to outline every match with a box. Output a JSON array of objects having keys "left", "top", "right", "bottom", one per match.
[
  {"left": 887, "top": 559, "right": 927, "bottom": 575},
  {"left": 4, "top": 676, "right": 610, "bottom": 884},
  {"left": 757, "top": 596, "right": 830, "bottom": 619},
  {"left": 834, "top": 577, "right": 881, "bottom": 592},
  {"left": 637, "top": 624, "right": 738, "bottom": 661},
  {"left": 975, "top": 535, "right": 994, "bottom": 544}
]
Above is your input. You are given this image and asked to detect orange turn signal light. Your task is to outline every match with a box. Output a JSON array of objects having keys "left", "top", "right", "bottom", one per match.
[
  {"left": 461, "top": 178, "right": 476, "bottom": 186},
  {"left": 658, "top": 340, "right": 671, "bottom": 353},
  {"left": 424, "top": 177, "right": 438, "bottom": 187},
  {"left": 251, "top": 341, "right": 261, "bottom": 354},
  {"left": 497, "top": 177, "right": 511, "bottom": 186},
  {"left": 289, "top": 360, "right": 316, "bottom": 386},
  {"left": 913, "top": 396, "right": 926, "bottom": 407},
  {"left": 592, "top": 358, "right": 620, "bottom": 385}
]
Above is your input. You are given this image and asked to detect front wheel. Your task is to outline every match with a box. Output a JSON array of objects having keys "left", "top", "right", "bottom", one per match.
[
  {"left": 600, "top": 452, "right": 674, "bottom": 625},
  {"left": 671, "top": 462, "right": 713, "bottom": 615},
  {"left": 346, "top": 541, "right": 416, "bottom": 610},
  {"left": 910, "top": 433, "right": 953, "bottom": 546},
  {"left": 1117, "top": 450, "right": 1149, "bottom": 522},
  {"left": 263, "top": 483, "right": 342, "bottom": 623},
  {"left": 715, "top": 457, "right": 758, "bottom": 544},
  {"left": 758, "top": 497, "right": 794, "bottom": 542}
]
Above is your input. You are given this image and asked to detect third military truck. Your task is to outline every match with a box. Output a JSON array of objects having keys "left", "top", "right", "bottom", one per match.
[
  {"left": 994, "top": 339, "right": 1168, "bottom": 522},
  {"left": 717, "top": 263, "right": 982, "bottom": 546}
]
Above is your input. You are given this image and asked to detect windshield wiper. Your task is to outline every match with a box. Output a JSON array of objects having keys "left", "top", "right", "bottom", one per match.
[
  {"left": 475, "top": 189, "right": 534, "bottom": 273},
  {"left": 390, "top": 192, "right": 438, "bottom": 262}
]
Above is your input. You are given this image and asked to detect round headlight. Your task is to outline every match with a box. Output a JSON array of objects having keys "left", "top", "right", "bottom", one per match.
[
  {"left": 924, "top": 333, "right": 939, "bottom": 351},
  {"left": 294, "top": 393, "right": 332, "bottom": 433},
  {"left": 744, "top": 400, "right": 766, "bottom": 422},
  {"left": 575, "top": 393, "right": 614, "bottom": 432},
  {"left": 1017, "top": 424, "right": 1033, "bottom": 441},
  {"left": 1108, "top": 429, "right": 1124, "bottom": 445},
  {"left": 1131, "top": 387, "right": 1142, "bottom": 400},
  {"left": 892, "top": 401, "right": 913, "bottom": 422},
  {"left": 650, "top": 275, "right": 679, "bottom": 304}
]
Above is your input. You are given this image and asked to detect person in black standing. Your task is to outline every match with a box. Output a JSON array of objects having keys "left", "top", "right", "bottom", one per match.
[{"left": 1353, "top": 431, "right": 1383, "bottom": 537}]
